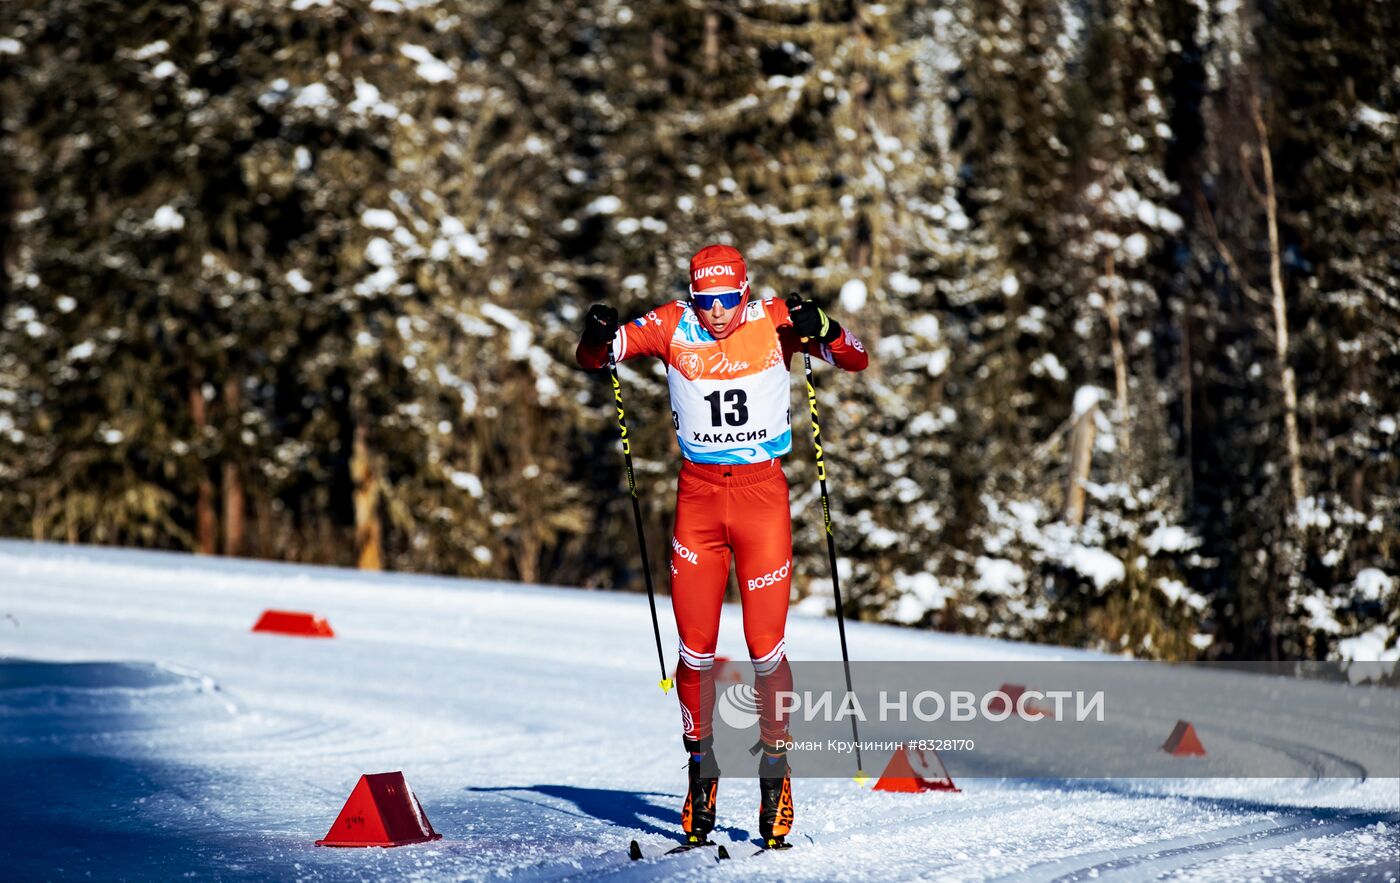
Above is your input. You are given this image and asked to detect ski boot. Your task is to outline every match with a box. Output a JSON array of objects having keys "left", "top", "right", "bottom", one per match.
[
  {"left": 680, "top": 735, "right": 720, "bottom": 845},
  {"left": 757, "top": 742, "right": 794, "bottom": 849}
]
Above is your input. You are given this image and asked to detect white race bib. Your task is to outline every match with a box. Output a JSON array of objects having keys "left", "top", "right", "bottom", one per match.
[
  {"left": 668, "top": 365, "right": 792, "bottom": 464},
  {"left": 664, "top": 304, "right": 793, "bottom": 464}
]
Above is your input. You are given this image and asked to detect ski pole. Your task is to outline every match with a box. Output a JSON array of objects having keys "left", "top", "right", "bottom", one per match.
[
  {"left": 608, "top": 348, "right": 674, "bottom": 694},
  {"left": 800, "top": 344, "right": 867, "bottom": 783}
]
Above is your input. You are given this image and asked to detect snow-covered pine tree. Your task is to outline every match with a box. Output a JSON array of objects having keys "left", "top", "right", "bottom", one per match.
[
  {"left": 0, "top": 0, "right": 598, "bottom": 577},
  {"left": 543, "top": 1, "right": 969, "bottom": 609},
  {"left": 1250, "top": 0, "right": 1399, "bottom": 660}
]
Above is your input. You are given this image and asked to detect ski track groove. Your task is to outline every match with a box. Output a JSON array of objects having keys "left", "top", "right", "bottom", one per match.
[
  {"left": 1206, "top": 723, "right": 1371, "bottom": 781},
  {"left": 1021, "top": 812, "right": 1389, "bottom": 882}
]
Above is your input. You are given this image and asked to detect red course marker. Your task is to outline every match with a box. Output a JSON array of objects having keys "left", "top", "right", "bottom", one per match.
[
  {"left": 712, "top": 657, "right": 744, "bottom": 685},
  {"left": 669, "top": 655, "right": 746, "bottom": 684},
  {"left": 251, "top": 609, "right": 335, "bottom": 638},
  {"left": 1162, "top": 720, "right": 1207, "bottom": 756},
  {"left": 985, "top": 683, "right": 1054, "bottom": 718},
  {"left": 316, "top": 772, "right": 442, "bottom": 847},
  {"left": 873, "top": 745, "right": 960, "bottom": 793},
  {"left": 986, "top": 683, "right": 1028, "bottom": 715}
]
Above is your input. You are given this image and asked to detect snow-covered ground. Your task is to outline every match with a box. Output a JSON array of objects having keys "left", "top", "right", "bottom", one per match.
[{"left": 1, "top": 539, "right": 1395, "bottom": 882}]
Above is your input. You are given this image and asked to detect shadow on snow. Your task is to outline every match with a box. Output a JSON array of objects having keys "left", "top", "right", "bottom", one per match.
[{"left": 464, "top": 784, "right": 754, "bottom": 842}]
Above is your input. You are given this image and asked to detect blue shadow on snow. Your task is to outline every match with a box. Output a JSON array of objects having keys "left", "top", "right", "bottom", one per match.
[{"left": 464, "top": 784, "right": 753, "bottom": 842}]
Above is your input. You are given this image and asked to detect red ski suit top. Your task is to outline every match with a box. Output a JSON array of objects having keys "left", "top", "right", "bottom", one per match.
[{"left": 578, "top": 297, "right": 867, "bottom": 743}]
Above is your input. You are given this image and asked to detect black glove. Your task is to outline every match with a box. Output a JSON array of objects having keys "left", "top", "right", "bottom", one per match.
[
  {"left": 785, "top": 294, "right": 842, "bottom": 344},
  {"left": 581, "top": 303, "right": 619, "bottom": 346}
]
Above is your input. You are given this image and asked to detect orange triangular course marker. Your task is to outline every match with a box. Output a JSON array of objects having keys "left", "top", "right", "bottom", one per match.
[
  {"left": 985, "top": 683, "right": 1055, "bottom": 718},
  {"left": 873, "top": 745, "right": 960, "bottom": 793},
  {"left": 316, "top": 772, "right": 442, "bottom": 847},
  {"left": 986, "top": 683, "right": 1026, "bottom": 715},
  {"left": 1162, "top": 720, "right": 1207, "bottom": 756},
  {"left": 670, "top": 655, "right": 746, "bottom": 684},
  {"left": 252, "top": 609, "right": 335, "bottom": 637},
  {"left": 713, "top": 657, "right": 744, "bottom": 685}
]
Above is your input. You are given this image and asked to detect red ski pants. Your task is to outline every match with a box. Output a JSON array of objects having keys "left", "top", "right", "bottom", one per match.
[{"left": 670, "top": 459, "right": 793, "bottom": 745}]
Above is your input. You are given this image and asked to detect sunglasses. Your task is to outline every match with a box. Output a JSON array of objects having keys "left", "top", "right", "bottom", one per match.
[{"left": 691, "top": 290, "right": 745, "bottom": 310}]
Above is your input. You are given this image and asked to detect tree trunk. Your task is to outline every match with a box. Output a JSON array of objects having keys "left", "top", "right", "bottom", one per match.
[
  {"left": 1064, "top": 401, "right": 1097, "bottom": 527},
  {"left": 1180, "top": 303, "right": 1194, "bottom": 504},
  {"left": 703, "top": 10, "right": 719, "bottom": 78},
  {"left": 351, "top": 421, "right": 383, "bottom": 571},
  {"left": 189, "top": 381, "right": 217, "bottom": 555},
  {"left": 222, "top": 377, "right": 246, "bottom": 557},
  {"left": 0, "top": 151, "right": 15, "bottom": 307},
  {"left": 31, "top": 490, "right": 46, "bottom": 541},
  {"left": 1251, "top": 94, "right": 1305, "bottom": 509},
  {"left": 1102, "top": 252, "right": 1131, "bottom": 462},
  {"left": 515, "top": 531, "right": 539, "bottom": 585},
  {"left": 651, "top": 29, "right": 668, "bottom": 73}
]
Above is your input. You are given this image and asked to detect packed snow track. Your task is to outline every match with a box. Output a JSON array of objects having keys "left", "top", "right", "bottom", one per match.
[{"left": 1, "top": 541, "right": 1395, "bottom": 881}]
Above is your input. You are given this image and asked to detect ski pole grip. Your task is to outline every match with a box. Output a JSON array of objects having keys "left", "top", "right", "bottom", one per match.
[{"left": 786, "top": 292, "right": 811, "bottom": 342}]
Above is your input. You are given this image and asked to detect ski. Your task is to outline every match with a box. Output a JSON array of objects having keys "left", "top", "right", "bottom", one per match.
[{"left": 628, "top": 838, "right": 731, "bottom": 861}]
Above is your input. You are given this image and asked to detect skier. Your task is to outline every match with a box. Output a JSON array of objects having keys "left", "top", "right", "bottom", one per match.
[{"left": 576, "top": 243, "right": 868, "bottom": 849}]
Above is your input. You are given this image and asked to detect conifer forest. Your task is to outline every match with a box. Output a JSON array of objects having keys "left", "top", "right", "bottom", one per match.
[{"left": 0, "top": 0, "right": 1395, "bottom": 662}]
